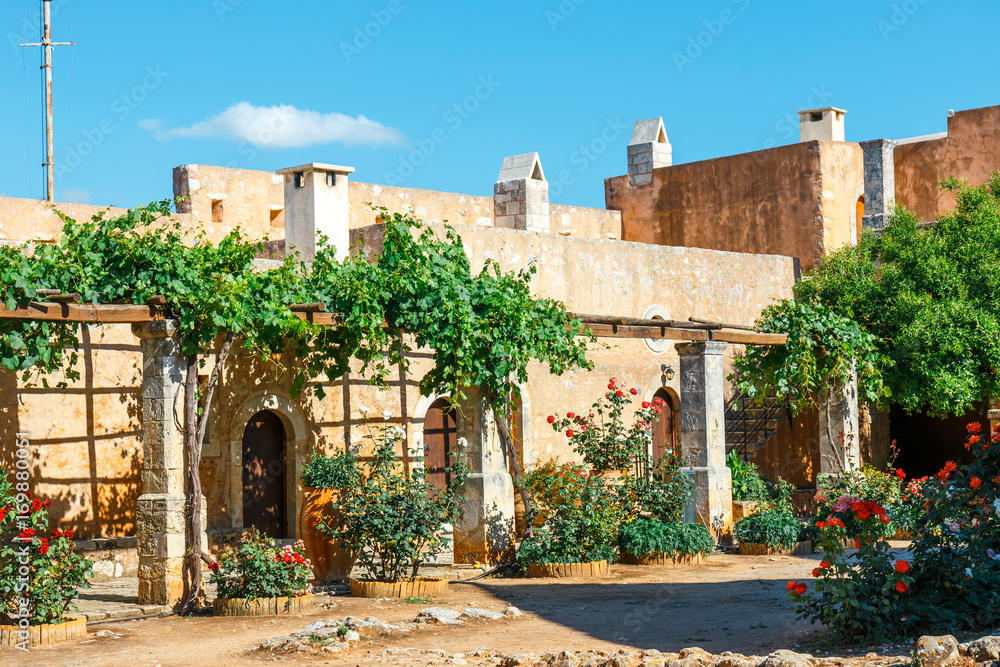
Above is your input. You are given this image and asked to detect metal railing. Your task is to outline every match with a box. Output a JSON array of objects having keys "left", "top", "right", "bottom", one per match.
[{"left": 725, "top": 392, "right": 790, "bottom": 458}]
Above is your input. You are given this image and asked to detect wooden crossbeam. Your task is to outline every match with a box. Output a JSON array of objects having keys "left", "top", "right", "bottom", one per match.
[{"left": 0, "top": 302, "right": 788, "bottom": 345}]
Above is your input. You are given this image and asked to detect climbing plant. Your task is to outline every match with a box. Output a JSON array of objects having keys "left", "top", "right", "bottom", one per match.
[
  {"left": 0, "top": 202, "right": 593, "bottom": 608},
  {"left": 736, "top": 172, "right": 1000, "bottom": 419}
]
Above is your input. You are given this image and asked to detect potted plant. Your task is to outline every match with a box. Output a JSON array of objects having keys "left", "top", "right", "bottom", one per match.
[
  {"left": 209, "top": 528, "right": 314, "bottom": 616},
  {"left": 322, "top": 416, "right": 469, "bottom": 598},
  {"left": 298, "top": 449, "right": 362, "bottom": 582},
  {"left": 618, "top": 517, "right": 715, "bottom": 566},
  {"left": 0, "top": 471, "right": 92, "bottom": 647},
  {"left": 547, "top": 378, "right": 662, "bottom": 475},
  {"left": 733, "top": 481, "right": 807, "bottom": 555},
  {"left": 727, "top": 450, "right": 772, "bottom": 522}
]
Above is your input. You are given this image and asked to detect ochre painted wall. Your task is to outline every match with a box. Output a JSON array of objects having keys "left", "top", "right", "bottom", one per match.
[
  {"left": 895, "top": 105, "right": 1000, "bottom": 222},
  {"left": 605, "top": 141, "right": 863, "bottom": 271}
]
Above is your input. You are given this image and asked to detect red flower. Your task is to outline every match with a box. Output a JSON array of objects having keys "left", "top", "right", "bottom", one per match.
[
  {"left": 31, "top": 498, "right": 42, "bottom": 513},
  {"left": 971, "top": 476, "right": 983, "bottom": 490},
  {"left": 629, "top": 388, "right": 637, "bottom": 395},
  {"left": 812, "top": 568, "right": 822, "bottom": 578},
  {"left": 38, "top": 538, "right": 49, "bottom": 555},
  {"left": 894, "top": 560, "right": 910, "bottom": 574},
  {"left": 816, "top": 520, "right": 827, "bottom": 529},
  {"left": 64, "top": 530, "right": 74, "bottom": 539},
  {"left": 566, "top": 429, "right": 574, "bottom": 438},
  {"left": 794, "top": 583, "right": 807, "bottom": 596},
  {"left": 967, "top": 422, "right": 982, "bottom": 434},
  {"left": 895, "top": 469, "right": 906, "bottom": 480},
  {"left": 880, "top": 515, "right": 891, "bottom": 524},
  {"left": 654, "top": 397, "right": 664, "bottom": 406},
  {"left": 567, "top": 412, "right": 575, "bottom": 419},
  {"left": 642, "top": 401, "right": 651, "bottom": 409},
  {"left": 937, "top": 461, "right": 958, "bottom": 481},
  {"left": 547, "top": 415, "right": 555, "bottom": 424},
  {"left": 786, "top": 581, "right": 798, "bottom": 591},
  {"left": 615, "top": 390, "right": 624, "bottom": 397},
  {"left": 820, "top": 560, "right": 831, "bottom": 569},
  {"left": 51, "top": 529, "right": 63, "bottom": 538},
  {"left": 827, "top": 518, "right": 845, "bottom": 528},
  {"left": 607, "top": 382, "right": 615, "bottom": 390},
  {"left": 208, "top": 561, "right": 219, "bottom": 572},
  {"left": 855, "top": 539, "right": 861, "bottom": 549},
  {"left": 18, "top": 528, "right": 35, "bottom": 539},
  {"left": 895, "top": 581, "right": 909, "bottom": 594},
  {"left": 43, "top": 499, "right": 51, "bottom": 509}
]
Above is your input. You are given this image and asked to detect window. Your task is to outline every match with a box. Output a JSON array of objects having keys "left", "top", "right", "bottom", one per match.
[{"left": 810, "top": 112, "right": 823, "bottom": 122}]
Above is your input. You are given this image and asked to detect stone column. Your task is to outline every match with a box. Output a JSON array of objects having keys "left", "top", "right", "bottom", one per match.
[
  {"left": 453, "top": 388, "right": 516, "bottom": 564},
  {"left": 133, "top": 320, "right": 188, "bottom": 607},
  {"left": 676, "top": 341, "right": 733, "bottom": 542},
  {"left": 494, "top": 153, "right": 549, "bottom": 233},
  {"left": 860, "top": 139, "right": 897, "bottom": 232},
  {"left": 818, "top": 371, "right": 861, "bottom": 477}
]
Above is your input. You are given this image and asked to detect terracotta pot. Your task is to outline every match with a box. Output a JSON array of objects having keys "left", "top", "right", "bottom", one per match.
[
  {"left": 0, "top": 616, "right": 87, "bottom": 647},
  {"left": 350, "top": 577, "right": 448, "bottom": 598},
  {"left": 525, "top": 560, "right": 610, "bottom": 578},
  {"left": 297, "top": 487, "right": 357, "bottom": 582},
  {"left": 214, "top": 593, "right": 313, "bottom": 617}
]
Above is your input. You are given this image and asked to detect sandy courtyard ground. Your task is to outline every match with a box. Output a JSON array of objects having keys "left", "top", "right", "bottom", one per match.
[{"left": 0, "top": 550, "right": 909, "bottom": 667}]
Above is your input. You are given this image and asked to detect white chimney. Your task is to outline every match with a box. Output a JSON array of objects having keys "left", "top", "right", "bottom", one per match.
[
  {"left": 797, "top": 107, "right": 847, "bottom": 142},
  {"left": 276, "top": 163, "right": 354, "bottom": 263}
]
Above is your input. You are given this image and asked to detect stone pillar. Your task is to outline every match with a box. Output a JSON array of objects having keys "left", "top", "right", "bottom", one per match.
[
  {"left": 133, "top": 320, "right": 188, "bottom": 608},
  {"left": 818, "top": 371, "right": 861, "bottom": 477},
  {"left": 276, "top": 162, "right": 355, "bottom": 263},
  {"left": 493, "top": 152, "right": 549, "bottom": 233},
  {"left": 453, "top": 388, "right": 516, "bottom": 564},
  {"left": 627, "top": 118, "right": 671, "bottom": 186},
  {"left": 676, "top": 341, "right": 733, "bottom": 542},
  {"left": 860, "top": 139, "right": 897, "bottom": 231}
]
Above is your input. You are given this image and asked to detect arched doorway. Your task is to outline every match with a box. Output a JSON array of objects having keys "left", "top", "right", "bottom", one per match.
[
  {"left": 241, "top": 410, "right": 287, "bottom": 538},
  {"left": 422, "top": 398, "right": 457, "bottom": 492},
  {"left": 651, "top": 388, "right": 676, "bottom": 464},
  {"left": 856, "top": 195, "right": 866, "bottom": 241}
]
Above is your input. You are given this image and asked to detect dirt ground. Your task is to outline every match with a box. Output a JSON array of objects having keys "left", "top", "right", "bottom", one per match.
[{"left": 0, "top": 550, "right": 909, "bottom": 667}]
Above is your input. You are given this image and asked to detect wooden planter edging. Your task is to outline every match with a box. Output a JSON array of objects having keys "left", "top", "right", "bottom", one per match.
[
  {"left": 0, "top": 616, "right": 87, "bottom": 647},
  {"left": 350, "top": 577, "right": 448, "bottom": 599},
  {"left": 526, "top": 560, "right": 610, "bottom": 579},
  {"left": 619, "top": 551, "right": 705, "bottom": 567},
  {"left": 214, "top": 593, "right": 313, "bottom": 617},
  {"left": 737, "top": 541, "right": 812, "bottom": 557}
]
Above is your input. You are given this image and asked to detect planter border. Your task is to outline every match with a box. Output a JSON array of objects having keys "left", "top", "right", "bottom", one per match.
[
  {"left": 736, "top": 540, "right": 812, "bottom": 556},
  {"left": 525, "top": 560, "right": 610, "bottom": 578},
  {"left": 350, "top": 577, "right": 448, "bottom": 599},
  {"left": 619, "top": 551, "right": 705, "bottom": 567},
  {"left": 0, "top": 616, "right": 87, "bottom": 647},
  {"left": 214, "top": 593, "right": 314, "bottom": 617}
]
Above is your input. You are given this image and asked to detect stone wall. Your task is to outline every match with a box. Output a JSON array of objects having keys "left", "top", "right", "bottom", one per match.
[
  {"left": 894, "top": 104, "right": 1000, "bottom": 222},
  {"left": 604, "top": 140, "right": 864, "bottom": 272}
]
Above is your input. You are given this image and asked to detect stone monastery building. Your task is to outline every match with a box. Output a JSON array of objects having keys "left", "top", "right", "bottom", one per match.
[{"left": 1, "top": 101, "right": 999, "bottom": 603}]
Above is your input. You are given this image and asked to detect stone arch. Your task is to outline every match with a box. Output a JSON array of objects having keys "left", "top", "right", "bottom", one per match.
[
  {"left": 228, "top": 392, "right": 308, "bottom": 537},
  {"left": 642, "top": 382, "right": 681, "bottom": 461},
  {"left": 850, "top": 184, "right": 866, "bottom": 245},
  {"left": 410, "top": 392, "right": 449, "bottom": 473}
]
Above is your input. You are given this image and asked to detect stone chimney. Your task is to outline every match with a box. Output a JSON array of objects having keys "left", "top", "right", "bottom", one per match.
[
  {"left": 797, "top": 107, "right": 847, "bottom": 142},
  {"left": 627, "top": 118, "right": 672, "bottom": 186},
  {"left": 276, "top": 163, "right": 354, "bottom": 263},
  {"left": 494, "top": 152, "right": 549, "bottom": 232},
  {"left": 859, "top": 139, "right": 897, "bottom": 231}
]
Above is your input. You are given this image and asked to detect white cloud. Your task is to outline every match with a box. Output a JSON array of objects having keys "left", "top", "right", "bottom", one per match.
[{"left": 143, "top": 102, "right": 405, "bottom": 148}]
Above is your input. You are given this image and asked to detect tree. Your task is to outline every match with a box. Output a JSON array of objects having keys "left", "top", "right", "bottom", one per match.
[{"left": 736, "top": 172, "right": 1000, "bottom": 419}]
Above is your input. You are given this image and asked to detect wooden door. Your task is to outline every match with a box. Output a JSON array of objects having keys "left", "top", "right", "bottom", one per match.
[
  {"left": 242, "top": 410, "right": 286, "bottom": 538},
  {"left": 423, "top": 399, "right": 456, "bottom": 492},
  {"left": 652, "top": 389, "right": 676, "bottom": 464}
]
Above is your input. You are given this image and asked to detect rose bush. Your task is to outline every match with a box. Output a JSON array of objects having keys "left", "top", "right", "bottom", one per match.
[
  {"left": 789, "top": 422, "right": 1000, "bottom": 642},
  {"left": 208, "top": 528, "right": 312, "bottom": 604},
  {"left": 0, "top": 471, "right": 92, "bottom": 625}
]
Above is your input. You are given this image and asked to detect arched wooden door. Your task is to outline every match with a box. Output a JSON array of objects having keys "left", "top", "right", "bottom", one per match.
[
  {"left": 423, "top": 399, "right": 456, "bottom": 492},
  {"left": 242, "top": 410, "right": 287, "bottom": 538},
  {"left": 651, "top": 388, "right": 676, "bottom": 463}
]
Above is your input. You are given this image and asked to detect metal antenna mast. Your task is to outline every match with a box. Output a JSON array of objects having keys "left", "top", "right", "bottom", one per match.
[{"left": 21, "top": 0, "right": 75, "bottom": 202}]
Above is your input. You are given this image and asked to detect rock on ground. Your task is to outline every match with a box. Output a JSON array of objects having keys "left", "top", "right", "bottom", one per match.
[{"left": 916, "top": 635, "right": 961, "bottom": 667}]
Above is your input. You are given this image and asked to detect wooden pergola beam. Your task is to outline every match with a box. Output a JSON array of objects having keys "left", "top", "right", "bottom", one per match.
[{"left": 0, "top": 302, "right": 788, "bottom": 345}]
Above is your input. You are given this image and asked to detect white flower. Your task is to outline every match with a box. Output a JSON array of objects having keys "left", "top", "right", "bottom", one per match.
[
  {"left": 965, "top": 567, "right": 973, "bottom": 579},
  {"left": 382, "top": 409, "right": 393, "bottom": 421},
  {"left": 994, "top": 498, "right": 1000, "bottom": 515},
  {"left": 359, "top": 406, "right": 371, "bottom": 416},
  {"left": 457, "top": 437, "right": 468, "bottom": 449}
]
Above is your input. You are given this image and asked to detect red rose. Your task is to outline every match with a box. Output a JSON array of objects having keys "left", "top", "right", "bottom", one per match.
[
  {"left": 794, "top": 583, "right": 807, "bottom": 596},
  {"left": 654, "top": 398, "right": 664, "bottom": 406},
  {"left": 615, "top": 391, "right": 624, "bottom": 397},
  {"left": 967, "top": 422, "right": 982, "bottom": 434},
  {"left": 642, "top": 401, "right": 651, "bottom": 409},
  {"left": 894, "top": 560, "right": 910, "bottom": 574},
  {"left": 18, "top": 528, "right": 35, "bottom": 539},
  {"left": 812, "top": 568, "right": 822, "bottom": 578},
  {"left": 51, "top": 529, "right": 63, "bottom": 538},
  {"left": 547, "top": 415, "right": 555, "bottom": 424},
  {"left": 895, "top": 469, "right": 906, "bottom": 480},
  {"left": 64, "top": 530, "right": 74, "bottom": 539},
  {"left": 31, "top": 499, "right": 42, "bottom": 513},
  {"left": 567, "top": 412, "right": 575, "bottom": 419},
  {"left": 208, "top": 561, "right": 219, "bottom": 572},
  {"left": 820, "top": 561, "right": 831, "bottom": 569},
  {"left": 566, "top": 429, "right": 574, "bottom": 438},
  {"left": 786, "top": 581, "right": 797, "bottom": 591},
  {"left": 816, "top": 521, "right": 827, "bottom": 529},
  {"left": 629, "top": 388, "right": 637, "bottom": 395},
  {"left": 827, "top": 518, "right": 844, "bottom": 528},
  {"left": 607, "top": 382, "right": 615, "bottom": 390},
  {"left": 39, "top": 538, "right": 49, "bottom": 555},
  {"left": 895, "top": 581, "right": 908, "bottom": 594},
  {"left": 43, "top": 499, "right": 51, "bottom": 509},
  {"left": 971, "top": 476, "right": 982, "bottom": 490}
]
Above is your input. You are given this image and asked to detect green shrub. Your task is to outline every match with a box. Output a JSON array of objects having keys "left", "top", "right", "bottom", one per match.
[
  {"left": 733, "top": 509, "right": 802, "bottom": 550},
  {"left": 727, "top": 450, "right": 771, "bottom": 502},
  {"left": 208, "top": 528, "right": 312, "bottom": 603},
  {"left": 618, "top": 518, "right": 714, "bottom": 559},
  {"left": 301, "top": 450, "right": 362, "bottom": 489}
]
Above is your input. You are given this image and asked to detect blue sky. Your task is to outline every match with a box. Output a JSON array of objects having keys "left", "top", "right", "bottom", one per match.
[{"left": 1, "top": 1, "right": 999, "bottom": 210}]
